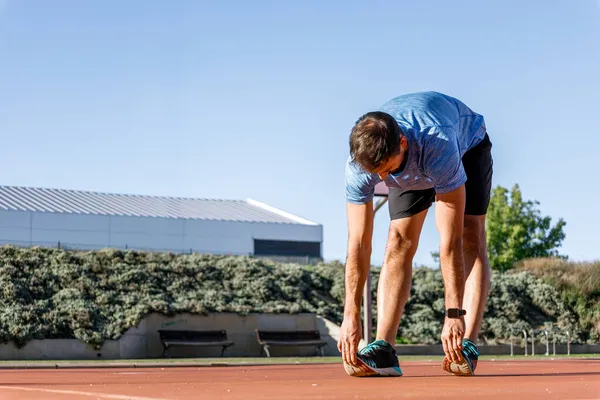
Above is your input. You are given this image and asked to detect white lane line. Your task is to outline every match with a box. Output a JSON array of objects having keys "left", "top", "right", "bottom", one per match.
[
  {"left": 114, "top": 372, "right": 149, "bottom": 375},
  {"left": 0, "top": 385, "right": 170, "bottom": 400}
]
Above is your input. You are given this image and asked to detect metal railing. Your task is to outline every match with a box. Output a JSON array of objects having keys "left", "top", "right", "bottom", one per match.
[{"left": 509, "top": 326, "right": 573, "bottom": 356}]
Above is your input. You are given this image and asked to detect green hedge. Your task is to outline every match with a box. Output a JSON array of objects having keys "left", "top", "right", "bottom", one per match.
[
  {"left": 370, "top": 265, "right": 582, "bottom": 345},
  {"left": 0, "top": 246, "right": 594, "bottom": 348},
  {"left": 516, "top": 257, "right": 600, "bottom": 343}
]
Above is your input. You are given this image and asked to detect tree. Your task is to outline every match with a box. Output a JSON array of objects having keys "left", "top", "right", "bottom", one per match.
[
  {"left": 486, "top": 184, "right": 567, "bottom": 272},
  {"left": 430, "top": 251, "right": 440, "bottom": 266}
]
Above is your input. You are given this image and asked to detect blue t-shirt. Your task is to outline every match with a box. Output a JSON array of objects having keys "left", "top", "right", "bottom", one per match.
[{"left": 345, "top": 91, "right": 487, "bottom": 204}]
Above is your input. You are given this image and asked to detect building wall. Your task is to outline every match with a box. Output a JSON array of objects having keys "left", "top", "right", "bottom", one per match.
[{"left": 0, "top": 209, "right": 323, "bottom": 256}]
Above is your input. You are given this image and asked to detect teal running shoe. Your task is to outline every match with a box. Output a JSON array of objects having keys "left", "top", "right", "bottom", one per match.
[
  {"left": 344, "top": 340, "right": 403, "bottom": 377},
  {"left": 442, "top": 338, "right": 479, "bottom": 376}
]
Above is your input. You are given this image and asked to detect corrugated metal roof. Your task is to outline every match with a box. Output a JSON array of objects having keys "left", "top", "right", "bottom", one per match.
[{"left": 0, "top": 186, "right": 319, "bottom": 225}]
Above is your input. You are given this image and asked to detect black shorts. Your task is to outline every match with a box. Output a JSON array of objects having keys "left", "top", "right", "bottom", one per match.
[{"left": 388, "top": 133, "right": 493, "bottom": 220}]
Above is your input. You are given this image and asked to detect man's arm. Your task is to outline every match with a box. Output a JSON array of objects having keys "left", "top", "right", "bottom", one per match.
[
  {"left": 344, "top": 200, "right": 374, "bottom": 316},
  {"left": 435, "top": 184, "right": 466, "bottom": 308},
  {"left": 435, "top": 184, "right": 466, "bottom": 363},
  {"left": 338, "top": 200, "right": 374, "bottom": 365}
]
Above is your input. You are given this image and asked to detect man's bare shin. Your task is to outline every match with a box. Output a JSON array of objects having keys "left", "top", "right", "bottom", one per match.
[
  {"left": 462, "top": 216, "right": 491, "bottom": 342},
  {"left": 375, "top": 246, "right": 413, "bottom": 344},
  {"left": 375, "top": 211, "right": 427, "bottom": 345}
]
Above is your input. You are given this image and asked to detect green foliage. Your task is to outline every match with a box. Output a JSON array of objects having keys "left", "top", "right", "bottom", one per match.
[
  {"left": 486, "top": 184, "right": 567, "bottom": 272},
  {"left": 0, "top": 247, "right": 345, "bottom": 348},
  {"left": 516, "top": 257, "right": 600, "bottom": 342},
  {"left": 0, "top": 246, "right": 594, "bottom": 348},
  {"left": 398, "top": 267, "right": 446, "bottom": 344},
  {"left": 375, "top": 266, "right": 580, "bottom": 345},
  {"left": 481, "top": 270, "right": 579, "bottom": 343}
]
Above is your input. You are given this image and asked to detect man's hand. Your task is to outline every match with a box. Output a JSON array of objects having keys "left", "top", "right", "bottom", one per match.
[
  {"left": 337, "top": 312, "right": 362, "bottom": 365},
  {"left": 441, "top": 317, "right": 465, "bottom": 363}
]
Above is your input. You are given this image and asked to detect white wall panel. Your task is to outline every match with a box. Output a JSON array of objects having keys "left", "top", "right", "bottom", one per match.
[
  {"left": 0, "top": 209, "right": 322, "bottom": 257},
  {"left": 31, "top": 229, "right": 110, "bottom": 246},
  {"left": 0, "top": 210, "right": 30, "bottom": 228},
  {"left": 109, "top": 216, "right": 184, "bottom": 235},
  {"left": 185, "top": 220, "right": 322, "bottom": 243},
  {"left": 249, "top": 223, "right": 323, "bottom": 242},
  {"left": 0, "top": 228, "right": 30, "bottom": 242},
  {"left": 109, "top": 232, "right": 184, "bottom": 251},
  {"left": 31, "top": 212, "right": 110, "bottom": 232},
  {"left": 183, "top": 234, "right": 251, "bottom": 255},
  {"left": 183, "top": 220, "right": 239, "bottom": 235}
]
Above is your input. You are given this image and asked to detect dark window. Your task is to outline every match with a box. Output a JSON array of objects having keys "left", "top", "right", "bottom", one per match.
[{"left": 254, "top": 239, "right": 321, "bottom": 258}]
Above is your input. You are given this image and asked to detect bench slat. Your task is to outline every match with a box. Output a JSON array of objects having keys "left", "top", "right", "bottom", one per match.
[
  {"left": 257, "top": 340, "right": 326, "bottom": 346},
  {"left": 255, "top": 329, "right": 327, "bottom": 357},
  {"left": 158, "top": 329, "right": 234, "bottom": 357},
  {"left": 158, "top": 329, "right": 229, "bottom": 343},
  {"left": 256, "top": 330, "right": 322, "bottom": 342},
  {"left": 163, "top": 340, "right": 234, "bottom": 346}
]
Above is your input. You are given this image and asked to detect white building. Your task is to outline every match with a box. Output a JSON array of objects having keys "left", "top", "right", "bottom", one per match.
[{"left": 0, "top": 185, "right": 323, "bottom": 262}]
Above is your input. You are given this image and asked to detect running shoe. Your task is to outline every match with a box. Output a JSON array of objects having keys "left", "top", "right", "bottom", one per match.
[
  {"left": 344, "top": 339, "right": 403, "bottom": 377},
  {"left": 442, "top": 338, "right": 479, "bottom": 376}
]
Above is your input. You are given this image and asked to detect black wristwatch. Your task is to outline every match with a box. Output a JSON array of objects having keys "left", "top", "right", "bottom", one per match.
[{"left": 445, "top": 308, "right": 467, "bottom": 318}]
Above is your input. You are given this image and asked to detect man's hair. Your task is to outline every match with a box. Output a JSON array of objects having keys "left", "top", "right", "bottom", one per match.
[{"left": 349, "top": 111, "right": 401, "bottom": 171}]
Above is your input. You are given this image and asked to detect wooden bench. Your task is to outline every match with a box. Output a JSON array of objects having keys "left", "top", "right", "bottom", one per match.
[
  {"left": 255, "top": 329, "right": 327, "bottom": 357},
  {"left": 158, "top": 329, "right": 234, "bottom": 357}
]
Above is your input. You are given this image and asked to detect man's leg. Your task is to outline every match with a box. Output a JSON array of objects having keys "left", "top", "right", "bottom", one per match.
[
  {"left": 462, "top": 215, "right": 491, "bottom": 342},
  {"left": 442, "top": 132, "right": 493, "bottom": 376},
  {"left": 376, "top": 208, "right": 429, "bottom": 344},
  {"left": 461, "top": 133, "right": 493, "bottom": 342}
]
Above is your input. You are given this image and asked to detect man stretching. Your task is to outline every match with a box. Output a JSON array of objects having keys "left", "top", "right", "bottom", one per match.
[{"left": 339, "top": 91, "right": 493, "bottom": 377}]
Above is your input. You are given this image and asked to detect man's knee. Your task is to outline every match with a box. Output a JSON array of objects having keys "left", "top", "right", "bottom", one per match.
[
  {"left": 463, "top": 216, "right": 487, "bottom": 255},
  {"left": 385, "top": 227, "right": 419, "bottom": 260},
  {"left": 384, "top": 211, "right": 428, "bottom": 263}
]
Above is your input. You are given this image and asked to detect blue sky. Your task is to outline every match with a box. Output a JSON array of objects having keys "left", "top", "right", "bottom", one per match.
[{"left": 0, "top": 0, "right": 599, "bottom": 267}]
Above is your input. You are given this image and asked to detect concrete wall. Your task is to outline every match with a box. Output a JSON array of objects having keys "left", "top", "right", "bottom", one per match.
[
  {"left": 0, "top": 209, "right": 323, "bottom": 256},
  {"left": 0, "top": 313, "right": 342, "bottom": 360},
  {"left": 0, "top": 311, "right": 597, "bottom": 360},
  {"left": 0, "top": 339, "right": 120, "bottom": 361}
]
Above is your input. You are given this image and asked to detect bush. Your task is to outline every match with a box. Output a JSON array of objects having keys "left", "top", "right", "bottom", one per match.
[
  {"left": 371, "top": 266, "right": 580, "bottom": 345},
  {"left": 0, "top": 247, "right": 345, "bottom": 348},
  {"left": 0, "top": 246, "right": 595, "bottom": 347},
  {"left": 516, "top": 257, "right": 600, "bottom": 342}
]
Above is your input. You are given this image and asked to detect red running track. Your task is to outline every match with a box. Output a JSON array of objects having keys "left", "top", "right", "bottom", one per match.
[{"left": 0, "top": 359, "right": 598, "bottom": 399}]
